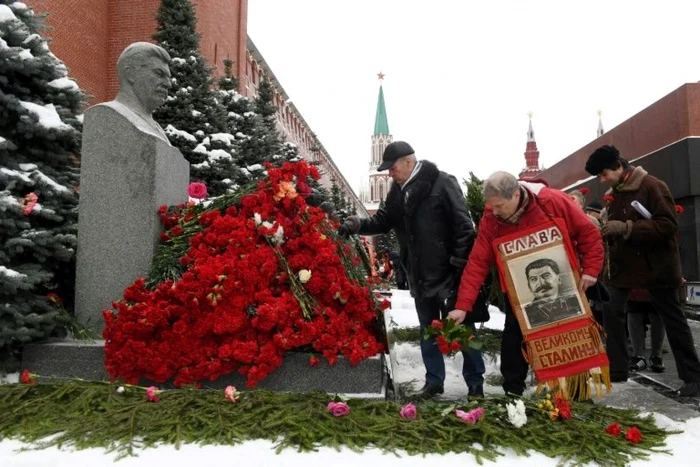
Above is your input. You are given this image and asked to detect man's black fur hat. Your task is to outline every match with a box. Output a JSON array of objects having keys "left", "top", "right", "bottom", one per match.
[{"left": 585, "top": 145, "right": 620, "bottom": 175}]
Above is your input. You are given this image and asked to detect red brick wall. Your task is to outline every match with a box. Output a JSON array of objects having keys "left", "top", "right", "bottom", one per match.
[
  {"left": 27, "top": 0, "right": 248, "bottom": 104},
  {"left": 193, "top": 0, "right": 247, "bottom": 84},
  {"left": 30, "top": 0, "right": 110, "bottom": 103},
  {"left": 106, "top": 0, "right": 160, "bottom": 100},
  {"left": 539, "top": 84, "right": 698, "bottom": 189},
  {"left": 540, "top": 83, "right": 700, "bottom": 189}
]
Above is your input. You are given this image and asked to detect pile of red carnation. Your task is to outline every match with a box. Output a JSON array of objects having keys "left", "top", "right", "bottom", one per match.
[{"left": 103, "top": 161, "right": 388, "bottom": 388}]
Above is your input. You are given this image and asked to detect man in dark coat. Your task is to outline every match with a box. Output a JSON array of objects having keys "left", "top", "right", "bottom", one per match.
[
  {"left": 339, "top": 141, "right": 485, "bottom": 399},
  {"left": 585, "top": 145, "right": 700, "bottom": 397}
]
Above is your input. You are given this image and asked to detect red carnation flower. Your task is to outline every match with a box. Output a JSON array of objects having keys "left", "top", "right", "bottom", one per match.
[
  {"left": 675, "top": 204, "right": 685, "bottom": 214},
  {"left": 603, "top": 194, "right": 614, "bottom": 203},
  {"left": 47, "top": 293, "right": 63, "bottom": 306},
  {"left": 605, "top": 422, "right": 621, "bottom": 437},
  {"left": 555, "top": 397, "right": 572, "bottom": 419},
  {"left": 436, "top": 335, "right": 450, "bottom": 355},
  {"left": 20, "top": 369, "right": 36, "bottom": 385},
  {"left": 625, "top": 426, "right": 643, "bottom": 444},
  {"left": 430, "top": 319, "right": 444, "bottom": 330},
  {"left": 579, "top": 187, "right": 590, "bottom": 195}
]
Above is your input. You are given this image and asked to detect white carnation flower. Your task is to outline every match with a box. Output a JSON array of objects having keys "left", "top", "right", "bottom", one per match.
[
  {"left": 253, "top": 213, "right": 262, "bottom": 226},
  {"left": 506, "top": 399, "right": 527, "bottom": 428},
  {"left": 271, "top": 225, "right": 285, "bottom": 246},
  {"left": 298, "top": 269, "right": 312, "bottom": 283}
]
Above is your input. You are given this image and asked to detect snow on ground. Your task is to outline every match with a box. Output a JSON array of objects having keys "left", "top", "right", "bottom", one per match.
[
  {"left": 388, "top": 289, "right": 507, "bottom": 398},
  {"left": 2, "top": 288, "right": 700, "bottom": 466}
]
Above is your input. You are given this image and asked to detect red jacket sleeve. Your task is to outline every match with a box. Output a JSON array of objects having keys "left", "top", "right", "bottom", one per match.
[
  {"left": 543, "top": 189, "right": 604, "bottom": 277},
  {"left": 454, "top": 215, "right": 496, "bottom": 311}
]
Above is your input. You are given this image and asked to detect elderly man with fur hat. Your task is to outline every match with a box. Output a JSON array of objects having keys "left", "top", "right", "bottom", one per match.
[{"left": 585, "top": 145, "right": 700, "bottom": 397}]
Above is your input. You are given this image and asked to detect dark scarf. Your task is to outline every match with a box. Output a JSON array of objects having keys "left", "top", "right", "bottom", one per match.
[{"left": 399, "top": 161, "right": 440, "bottom": 218}]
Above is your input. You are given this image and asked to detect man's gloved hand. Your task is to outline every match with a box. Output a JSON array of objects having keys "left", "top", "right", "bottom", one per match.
[
  {"left": 601, "top": 220, "right": 631, "bottom": 238},
  {"left": 338, "top": 215, "right": 361, "bottom": 239}
]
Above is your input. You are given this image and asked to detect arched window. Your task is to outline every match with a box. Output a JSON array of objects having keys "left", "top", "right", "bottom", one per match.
[
  {"left": 370, "top": 182, "right": 375, "bottom": 201},
  {"left": 378, "top": 180, "right": 385, "bottom": 201}
]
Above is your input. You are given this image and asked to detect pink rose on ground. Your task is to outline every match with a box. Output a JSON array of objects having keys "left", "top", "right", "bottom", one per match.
[
  {"left": 400, "top": 403, "right": 417, "bottom": 419},
  {"left": 224, "top": 385, "right": 240, "bottom": 403},
  {"left": 146, "top": 386, "right": 160, "bottom": 402},
  {"left": 456, "top": 407, "right": 484, "bottom": 424},
  {"left": 327, "top": 401, "right": 350, "bottom": 417},
  {"left": 187, "top": 182, "right": 208, "bottom": 199}
]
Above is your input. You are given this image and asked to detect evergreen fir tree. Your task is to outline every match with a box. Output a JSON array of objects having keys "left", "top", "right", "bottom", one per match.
[
  {"left": 330, "top": 181, "right": 352, "bottom": 223},
  {"left": 464, "top": 171, "right": 486, "bottom": 225},
  {"left": 205, "top": 58, "right": 263, "bottom": 195},
  {"left": 217, "top": 58, "right": 238, "bottom": 91},
  {"left": 234, "top": 77, "right": 296, "bottom": 171},
  {"left": 152, "top": 0, "right": 229, "bottom": 185},
  {"left": 375, "top": 200, "right": 399, "bottom": 254},
  {"left": 0, "top": 1, "right": 85, "bottom": 366},
  {"left": 462, "top": 172, "right": 503, "bottom": 310}
]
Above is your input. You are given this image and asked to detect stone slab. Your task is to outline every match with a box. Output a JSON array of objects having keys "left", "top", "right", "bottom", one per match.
[
  {"left": 191, "top": 353, "right": 386, "bottom": 395},
  {"left": 20, "top": 340, "right": 387, "bottom": 396},
  {"left": 21, "top": 340, "right": 109, "bottom": 381},
  {"left": 75, "top": 104, "right": 189, "bottom": 335}
]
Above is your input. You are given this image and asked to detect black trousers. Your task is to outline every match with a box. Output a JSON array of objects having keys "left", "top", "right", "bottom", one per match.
[
  {"left": 501, "top": 300, "right": 529, "bottom": 395},
  {"left": 604, "top": 286, "right": 700, "bottom": 383}
]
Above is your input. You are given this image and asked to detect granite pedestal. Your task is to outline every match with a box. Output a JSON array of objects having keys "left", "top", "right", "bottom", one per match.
[{"left": 21, "top": 340, "right": 388, "bottom": 397}]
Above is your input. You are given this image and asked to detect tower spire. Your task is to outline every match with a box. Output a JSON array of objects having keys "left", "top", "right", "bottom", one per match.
[
  {"left": 373, "top": 72, "right": 389, "bottom": 135},
  {"left": 365, "top": 73, "right": 394, "bottom": 212},
  {"left": 519, "top": 112, "right": 541, "bottom": 180},
  {"left": 597, "top": 109, "right": 605, "bottom": 137},
  {"left": 527, "top": 110, "right": 535, "bottom": 142}
]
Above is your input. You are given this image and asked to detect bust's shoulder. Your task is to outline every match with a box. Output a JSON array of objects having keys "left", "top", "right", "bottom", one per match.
[{"left": 88, "top": 101, "right": 132, "bottom": 117}]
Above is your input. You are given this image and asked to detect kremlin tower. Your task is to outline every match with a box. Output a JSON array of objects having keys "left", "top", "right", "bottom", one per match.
[
  {"left": 518, "top": 113, "right": 542, "bottom": 180},
  {"left": 362, "top": 73, "right": 393, "bottom": 214}
]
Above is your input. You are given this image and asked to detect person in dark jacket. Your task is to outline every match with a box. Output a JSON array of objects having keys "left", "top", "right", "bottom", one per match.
[
  {"left": 338, "top": 141, "right": 485, "bottom": 399},
  {"left": 585, "top": 145, "right": 700, "bottom": 397},
  {"left": 388, "top": 250, "right": 407, "bottom": 290}
]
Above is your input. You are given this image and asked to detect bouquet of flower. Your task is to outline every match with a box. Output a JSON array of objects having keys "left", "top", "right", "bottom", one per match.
[
  {"left": 423, "top": 319, "right": 483, "bottom": 356},
  {"left": 103, "top": 161, "right": 389, "bottom": 388}
]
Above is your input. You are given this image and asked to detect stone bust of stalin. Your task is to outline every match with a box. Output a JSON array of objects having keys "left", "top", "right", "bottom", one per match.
[{"left": 104, "top": 42, "right": 172, "bottom": 144}]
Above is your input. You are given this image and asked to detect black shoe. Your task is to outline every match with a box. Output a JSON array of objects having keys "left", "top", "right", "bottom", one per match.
[
  {"left": 677, "top": 382, "right": 700, "bottom": 398},
  {"left": 610, "top": 373, "right": 628, "bottom": 383},
  {"left": 630, "top": 356, "right": 647, "bottom": 372},
  {"left": 649, "top": 356, "right": 665, "bottom": 373},
  {"left": 468, "top": 384, "right": 484, "bottom": 398},
  {"left": 411, "top": 383, "right": 444, "bottom": 400}
]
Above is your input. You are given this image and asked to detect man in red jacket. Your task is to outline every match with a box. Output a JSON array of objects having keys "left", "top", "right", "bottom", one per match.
[{"left": 448, "top": 171, "right": 604, "bottom": 396}]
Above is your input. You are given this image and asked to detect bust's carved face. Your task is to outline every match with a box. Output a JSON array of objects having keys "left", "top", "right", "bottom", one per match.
[{"left": 126, "top": 59, "right": 172, "bottom": 114}]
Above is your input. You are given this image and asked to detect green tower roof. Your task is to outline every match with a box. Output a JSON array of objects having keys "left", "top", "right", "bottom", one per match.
[{"left": 373, "top": 85, "right": 390, "bottom": 135}]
